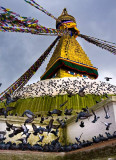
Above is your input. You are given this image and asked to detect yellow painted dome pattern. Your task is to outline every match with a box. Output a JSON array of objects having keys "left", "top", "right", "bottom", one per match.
[{"left": 46, "top": 35, "right": 93, "bottom": 71}]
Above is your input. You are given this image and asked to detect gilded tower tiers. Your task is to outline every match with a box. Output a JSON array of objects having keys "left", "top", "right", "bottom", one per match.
[{"left": 41, "top": 9, "right": 98, "bottom": 80}]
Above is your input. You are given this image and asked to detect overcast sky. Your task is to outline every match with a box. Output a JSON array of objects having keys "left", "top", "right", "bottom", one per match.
[{"left": 0, "top": 0, "right": 116, "bottom": 93}]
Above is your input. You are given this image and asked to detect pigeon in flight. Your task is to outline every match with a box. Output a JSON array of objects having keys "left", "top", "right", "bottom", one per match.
[
  {"left": 101, "top": 121, "right": 112, "bottom": 130},
  {"left": 65, "top": 89, "right": 75, "bottom": 98},
  {"left": 91, "top": 109, "right": 100, "bottom": 123},
  {"left": 78, "top": 87, "right": 86, "bottom": 97},
  {"left": 60, "top": 100, "right": 68, "bottom": 108},
  {"left": 104, "top": 77, "right": 112, "bottom": 81},
  {"left": 75, "top": 133, "right": 83, "bottom": 143},
  {"left": 0, "top": 106, "right": 15, "bottom": 118},
  {"left": 80, "top": 121, "right": 85, "bottom": 128},
  {"left": 64, "top": 107, "right": 73, "bottom": 116},
  {"left": 47, "top": 109, "right": 62, "bottom": 116},
  {"left": 76, "top": 111, "right": 92, "bottom": 122},
  {"left": 104, "top": 106, "right": 110, "bottom": 119},
  {"left": 5, "top": 93, "right": 19, "bottom": 106},
  {"left": 37, "top": 135, "right": 44, "bottom": 143},
  {"left": 22, "top": 110, "right": 35, "bottom": 118}
]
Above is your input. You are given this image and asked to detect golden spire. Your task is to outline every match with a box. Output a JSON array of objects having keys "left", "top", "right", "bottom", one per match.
[
  {"left": 56, "top": 8, "right": 76, "bottom": 26},
  {"left": 41, "top": 9, "right": 98, "bottom": 80}
]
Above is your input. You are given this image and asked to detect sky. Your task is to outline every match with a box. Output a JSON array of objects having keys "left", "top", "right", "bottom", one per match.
[{"left": 0, "top": 0, "right": 116, "bottom": 93}]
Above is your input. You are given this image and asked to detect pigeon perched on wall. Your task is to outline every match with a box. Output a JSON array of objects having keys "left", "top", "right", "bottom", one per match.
[
  {"left": 0, "top": 131, "right": 6, "bottom": 141},
  {"left": 51, "top": 137, "right": 60, "bottom": 146}
]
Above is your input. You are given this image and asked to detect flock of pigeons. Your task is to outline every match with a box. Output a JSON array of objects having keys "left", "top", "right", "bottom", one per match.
[
  {"left": 0, "top": 77, "right": 116, "bottom": 152},
  {"left": 0, "top": 96, "right": 115, "bottom": 152},
  {"left": 12, "top": 77, "right": 115, "bottom": 99}
]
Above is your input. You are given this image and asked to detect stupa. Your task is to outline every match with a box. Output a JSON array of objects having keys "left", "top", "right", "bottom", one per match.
[
  {"left": 41, "top": 8, "right": 98, "bottom": 80},
  {"left": 0, "top": 6, "right": 116, "bottom": 160}
]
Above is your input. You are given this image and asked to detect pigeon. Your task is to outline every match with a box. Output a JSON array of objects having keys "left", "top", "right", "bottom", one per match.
[
  {"left": 21, "top": 124, "right": 29, "bottom": 136},
  {"left": 98, "top": 134, "right": 108, "bottom": 141},
  {"left": 56, "top": 118, "right": 66, "bottom": 128},
  {"left": 65, "top": 89, "right": 75, "bottom": 97},
  {"left": 82, "top": 106, "right": 89, "bottom": 113},
  {"left": 17, "top": 133, "right": 31, "bottom": 144},
  {"left": 5, "top": 93, "right": 19, "bottom": 106},
  {"left": 104, "top": 93, "right": 109, "bottom": 98},
  {"left": 8, "top": 124, "right": 24, "bottom": 138},
  {"left": 113, "top": 131, "right": 116, "bottom": 138},
  {"left": 22, "top": 110, "right": 35, "bottom": 118},
  {"left": 60, "top": 100, "right": 68, "bottom": 107},
  {"left": 51, "top": 137, "right": 60, "bottom": 146},
  {"left": 78, "top": 87, "right": 86, "bottom": 97},
  {"left": 76, "top": 111, "right": 92, "bottom": 122},
  {"left": 37, "top": 135, "right": 44, "bottom": 143},
  {"left": 104, "top": 106, "right": 110, "bottom": 119},
  {"left": 92, "top": 136, "right": 102, "bottom": 143},
  {"left": 40, "top": 115, "right": 44, "bottom": 124},
  {"left": 91, "top": 109, "right": 100, "bottom": 123},
  {"left": 50, "top": 128, "right": 59, "bottom": 137},
  {"left": 80, "top": 121, "right": 85, "bottom": 128},
  {"left": 24, "top": 117, "right": 34, "bottom": 124},
  {"left": 0, "top": 131, "right": 6, "bottom": 141},
  {"left": 101, "top": 122, "right": 112, "bottom": 130},
  {"left": 64, "top": 107, "right": 73, "bottom": 116},
  {"left": 46, "top": 119, "right": 54, "bottom": 133},
  {"left": 47, "top": 109, "right": 62, "bottom": 116},
  {"left": 105, "top": 132, "right": 113, "bottom": 139},
  {"left": 104, "top": 77, "right": 112, "bottom": 81},
  {"left": 32, "top": 123, "right": 47, "bottom": 135},
  {"left": 6, "top": 121, "right": 13, "bottom": 131},
  {"left": 75, "top": 133, "right": 83, "bottom": 143},
  {"left": 0, "top": 107, "right": 15, "bottom": 118}
]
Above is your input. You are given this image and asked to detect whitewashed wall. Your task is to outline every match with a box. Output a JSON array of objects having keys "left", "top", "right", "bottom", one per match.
[{"left": 67, "top": 102, "right": 116, "bottom": 143}]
